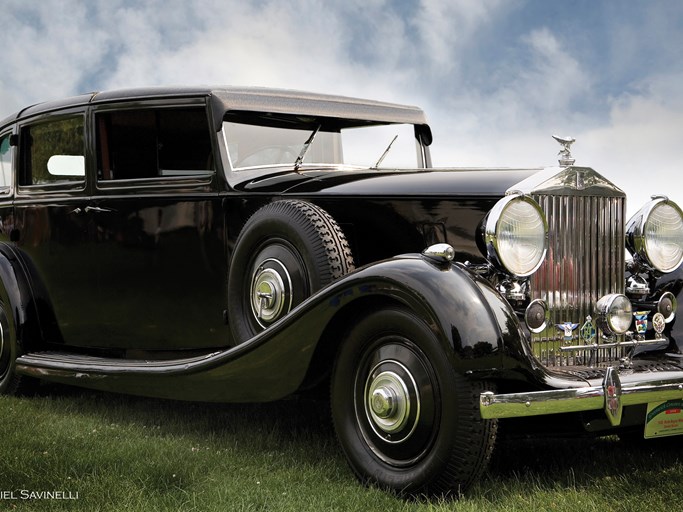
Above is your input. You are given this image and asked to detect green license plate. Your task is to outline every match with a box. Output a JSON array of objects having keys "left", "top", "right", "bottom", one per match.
[{"left": 644, "top": 399, "right": 683, "bottom": 439}]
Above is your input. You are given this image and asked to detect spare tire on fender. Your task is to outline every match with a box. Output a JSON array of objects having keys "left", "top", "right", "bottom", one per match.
[{"left": 228, "top": 199, "right": 355, "bottom": 343}]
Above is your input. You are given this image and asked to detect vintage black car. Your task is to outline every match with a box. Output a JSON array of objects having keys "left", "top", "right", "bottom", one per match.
[{"left": 1, "top": 86, "right": 683, "bottom": 495}]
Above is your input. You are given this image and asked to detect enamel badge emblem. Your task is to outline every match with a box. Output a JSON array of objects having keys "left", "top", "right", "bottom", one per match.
[
  {"left": 557, "top": 322, "right": 579, "bottom": 342},
  {"left": 634, "top": 311, "right": 648, "bottom": 336},
  {"left": 580, "top": 317, "right": 596, "bottom": 344}
]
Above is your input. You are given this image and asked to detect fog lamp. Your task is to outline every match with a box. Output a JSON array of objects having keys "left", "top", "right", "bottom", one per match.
[
  {"left": 657, "top": 291, "right": 677, "bottom": 323},
  {"left": 596, "top": 294, "right": 633, "bottom": 335},
  {"left": 525, "top": 299, "right": 549, "bottom": 333}
]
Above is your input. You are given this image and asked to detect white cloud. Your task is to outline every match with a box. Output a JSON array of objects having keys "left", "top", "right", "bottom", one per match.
[
  {"left": 1, "top": 0, "right": 682, "bottom": 218},
  {"left": 426, "top": 26, "right": 592, "bottom": 165},
  {"left": 423, "top": 23, "right": 683, "bottom": 216},
  {"left": 0, "top": 1, "right": 109, "bottom": 106},
  {"left": 0, "top": 0, "right": 517, "bottom": 110},
  {"left": 413, "top": 0, "right": 510, "bottom": 75},
  {"left": 579, "top": 73, "right": 683, "bottom": 214},
  {"left": 519, "top": 28, "right": 591, "bottom": 116}
]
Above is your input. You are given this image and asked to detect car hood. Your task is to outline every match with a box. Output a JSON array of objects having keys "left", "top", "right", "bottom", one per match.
[{"left": 236, "top": 167, "right": 543, "bottom": 197}]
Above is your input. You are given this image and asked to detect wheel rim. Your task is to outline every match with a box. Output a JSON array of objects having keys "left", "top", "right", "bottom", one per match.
[
  {"left": 354, "top": 338, "right": 439, "bottom": 467},
  {"left": 247, "top": 240, "right": 309, "bottom": 330}
]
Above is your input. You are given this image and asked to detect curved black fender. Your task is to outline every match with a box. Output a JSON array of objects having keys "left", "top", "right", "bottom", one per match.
[
  {"left": 16, "top": 253, "right": 532, "bottom": 402},
  {"left": 309, "top": 255, "right": 528, "bottom": 379},
  {"left": 652, "top": 266, "right": 683, "bottom": 352},
  {"left": 0, "top": 243, "right": 41, "bottom": 353}
]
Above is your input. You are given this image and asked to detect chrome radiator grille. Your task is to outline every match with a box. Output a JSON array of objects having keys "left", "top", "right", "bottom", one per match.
[{"left": 529, "top": 194, "right": 626, "bottom": 366}]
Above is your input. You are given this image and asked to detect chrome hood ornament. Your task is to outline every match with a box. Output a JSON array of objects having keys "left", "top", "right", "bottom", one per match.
[{"left": 552, "top": 135, "right": 575, "bottom": 166}]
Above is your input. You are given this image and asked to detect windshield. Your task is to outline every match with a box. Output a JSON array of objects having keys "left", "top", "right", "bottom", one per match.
[{"left": 224, "top": 115, "right": 421, "bottom": 170}]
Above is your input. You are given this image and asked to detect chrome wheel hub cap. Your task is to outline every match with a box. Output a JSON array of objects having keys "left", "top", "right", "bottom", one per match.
[
  {"left": 250, "top": 258, "right": 292, "bottom": 325},
  {"left": 365, "top": 366, "right": 416, "bottom": 438},
  {"left": 371, "top": 387, "right": 396, "bottom": 418}
]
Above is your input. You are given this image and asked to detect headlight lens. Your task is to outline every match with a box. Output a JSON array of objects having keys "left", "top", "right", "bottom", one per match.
[
  {"left": 484, "top": 195, "right": 548, "bottom": 277},
  {"left": 596, "top": 294, "right": 633, "bottom": 335},
  {"left": 627, "top": 197, "right": 683, "bottom": 273}
]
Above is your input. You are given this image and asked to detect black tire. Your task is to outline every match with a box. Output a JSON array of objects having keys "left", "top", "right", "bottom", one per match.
[
  {"left": 331, "top": 308, "right": 497, "bottom": 496},
  {"left": 0, "top": 296, "right": 35, "bottom": 395},
  {"left": 228, "top": 200, "right": 354, "bottom": 343}
]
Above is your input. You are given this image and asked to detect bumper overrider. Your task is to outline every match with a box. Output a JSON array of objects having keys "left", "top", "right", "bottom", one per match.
[{"left": 479, "top": 367, "right": 683, "bottom": 426}]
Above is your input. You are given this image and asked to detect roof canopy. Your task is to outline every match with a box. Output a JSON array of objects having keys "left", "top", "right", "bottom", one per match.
[{"left": 2, "top": 86, "right": 429, "bottom": 134}]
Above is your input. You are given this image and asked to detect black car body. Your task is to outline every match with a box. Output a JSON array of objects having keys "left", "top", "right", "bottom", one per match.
[{"left": 1, "top": 86, "right": 683, "bottom": 495}]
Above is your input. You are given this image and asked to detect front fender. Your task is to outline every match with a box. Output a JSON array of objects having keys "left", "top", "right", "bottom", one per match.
[
  {"left": 17, "top": 253, "right": 531, "bottom": 402},
  {"left": 335, "top": 256, "right": 515, "bottom": 372},
  {"left": 652, "top": 266, "right": 683, "bottom": 352}
]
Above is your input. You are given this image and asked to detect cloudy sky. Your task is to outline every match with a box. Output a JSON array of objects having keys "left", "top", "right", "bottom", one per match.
[{"left": 1, "top": 0, "right": 682, "bottom": 214}]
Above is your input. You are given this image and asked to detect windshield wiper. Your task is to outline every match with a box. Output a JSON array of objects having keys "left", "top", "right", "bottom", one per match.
[
  {"left": 372, "top": 134, "right": 398, "bottom": 169},
  {"left": 294, "top": 125, "right": 321, "bottom": 171}
]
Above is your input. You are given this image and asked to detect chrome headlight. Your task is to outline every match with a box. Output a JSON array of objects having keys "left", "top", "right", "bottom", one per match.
[
  {"left": 596, "top": 294, "right": 633, "bottom": 335},
  {"left": 483, "top": 194, "right": 548, "bottom": 277},
  {"left": 627, "top": 196, "right": 683, "bottom": 273}
]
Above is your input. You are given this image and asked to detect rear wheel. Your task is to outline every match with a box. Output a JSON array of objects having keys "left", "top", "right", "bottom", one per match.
[
  {"left": 331, "top": 308, "right": 497, "bottom": 496},
  {"left": 0, "top": 298, "right": 34, "bottom": 395}
]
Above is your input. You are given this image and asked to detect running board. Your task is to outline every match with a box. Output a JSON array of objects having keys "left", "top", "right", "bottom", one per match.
[
  {"left": 13, "top": 318, "right": 314, "bottom": 403},
  {"left": 16, "top": 350, "right": 226, "bottom": 377}
]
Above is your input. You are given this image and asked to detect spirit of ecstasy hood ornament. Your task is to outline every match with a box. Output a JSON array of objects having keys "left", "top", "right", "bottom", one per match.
[{"left": 552, "top": 135, "right": 576, "bottom": 166}]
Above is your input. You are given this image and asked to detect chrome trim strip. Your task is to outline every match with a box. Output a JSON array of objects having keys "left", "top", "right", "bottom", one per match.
[
  {"left": 480, "top": 369, "right": 683, "bottom": 422},
  {"left": 558, "top": 338, "right": 664, "bottom": 352}
]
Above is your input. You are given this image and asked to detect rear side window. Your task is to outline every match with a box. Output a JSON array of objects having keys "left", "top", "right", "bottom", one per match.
[
  {"left": 20, "top": 116, "right": 85, "bottom": 186},
  {"left": 97, "top": 107, "right": 213, "bottom": 181},
  {"left": 0, "top": 132, "right": 12, "bottom": 191}
]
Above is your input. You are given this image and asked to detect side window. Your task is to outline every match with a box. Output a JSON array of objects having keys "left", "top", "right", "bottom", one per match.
[
  {"left": 0, "top": 132, "right": 12, "bottom": 191},
  {"left": 97, "top": 107, "right": 213, "bottom": 181},
  {"left": 19, "top": 116, "right": 85, "bottom": 186}
]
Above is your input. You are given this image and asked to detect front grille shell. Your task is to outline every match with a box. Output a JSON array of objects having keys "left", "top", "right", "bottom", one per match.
[{"left": 515, "top": 167, "right": 627, "bottom": 367}]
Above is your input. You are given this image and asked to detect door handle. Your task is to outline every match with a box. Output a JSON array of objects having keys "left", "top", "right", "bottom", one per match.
[{"left": 85, "top": 206, "right": 114, "bottom": 213}]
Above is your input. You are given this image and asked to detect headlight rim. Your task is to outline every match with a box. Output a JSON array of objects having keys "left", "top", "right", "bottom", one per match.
[
  {"left": 483, "top": 193, "right": 549, "bottom": 278},
  {"left": 627, "top": 196, "right": 683, "bottom": 274}
]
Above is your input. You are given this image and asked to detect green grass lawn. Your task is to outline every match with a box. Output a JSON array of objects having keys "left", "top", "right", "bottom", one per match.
[{"left": 1, "top": 385, "right": 681, "bottom": 511}]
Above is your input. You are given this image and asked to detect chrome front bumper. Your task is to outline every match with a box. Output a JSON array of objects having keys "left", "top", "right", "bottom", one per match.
[{"left": 479, "top": 367, "right": 683, "bottom": 426}]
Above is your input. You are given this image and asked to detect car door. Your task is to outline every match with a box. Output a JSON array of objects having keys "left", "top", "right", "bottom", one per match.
[
  {"left": 89, "top": 101, "right": 229, "bottom": 351},
  {"left": 12, "top": 111, "right": 96, "bottom": 346}
]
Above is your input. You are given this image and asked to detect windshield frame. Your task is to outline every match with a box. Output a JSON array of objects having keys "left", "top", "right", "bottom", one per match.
[{"left": 219, "top": 111, "right": 432, "bottom": 184}]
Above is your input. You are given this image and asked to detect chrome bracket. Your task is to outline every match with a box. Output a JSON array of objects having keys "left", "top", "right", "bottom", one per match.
[{"left": 422, "top": 243, "right": 454, "bottom": 263}]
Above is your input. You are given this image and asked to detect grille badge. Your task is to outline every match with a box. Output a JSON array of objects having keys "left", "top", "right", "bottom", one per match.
[
  {"left": 580, "top": 317, "right": 596, "bottom": 343},
  {"left": 575, "top": 170, "right": 585, "bottom": 190},
  {"left": 556, "top": 322, "right": 579, "bottom": 342},
  {"left": 653, "top": 313, "right": 666, "bottom": 337},
  {"left": 634, "top": 311, "right": 648, "bottom": 338}
]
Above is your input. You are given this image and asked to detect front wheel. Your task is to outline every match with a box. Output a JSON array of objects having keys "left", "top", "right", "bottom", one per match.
[{"left": 331, "top": 308, "right": 497, "bottom": 496}]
